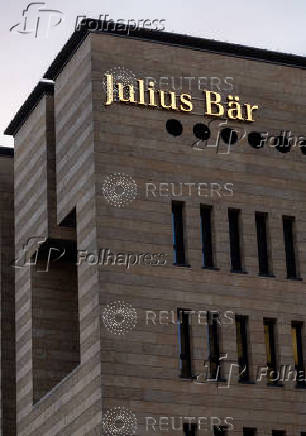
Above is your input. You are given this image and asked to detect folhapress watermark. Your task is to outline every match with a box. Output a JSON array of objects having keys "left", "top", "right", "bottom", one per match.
[
  {"left": 256, "top": 365, "right": 306, "bottom": 384},
  {"left": 191, "top": 119, "right": 306, "bottom": 155},
  {"left": 194, "top": 358, "right": 306, "bottom": 388},
  {"left": 195, "top": 354, "right": 248, "bottom": 387},
  {"left": 10, "top": 2, "right": 63, "bottom": 38},
  {"left": 11, "top": 236, "right": 65, "bottom": 272},
  {"left": 75, "top": 16, "right": 166, "bottom": 34},
  {"left": 77, "top": 249, "right": 167, "bottom": 268},
  {"left": 12, "top": 239, "right": 167, "bottom": 272}
]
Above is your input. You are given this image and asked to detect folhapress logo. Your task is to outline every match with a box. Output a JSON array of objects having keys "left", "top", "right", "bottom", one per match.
[
  {"left": 10, "top": 2, "right": 63, "bottom": 38},
  {"left": 102, "top": 172, "right": 137, "bottom": 207}
]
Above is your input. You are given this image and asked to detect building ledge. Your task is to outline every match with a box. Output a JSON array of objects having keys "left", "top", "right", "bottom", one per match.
[{"left": 4, "top": 80, "right": 54, "bottom": 136}]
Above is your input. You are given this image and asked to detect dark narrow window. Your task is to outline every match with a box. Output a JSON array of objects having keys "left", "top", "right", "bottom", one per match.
[
  {"left": 243, "top": 428, "right": 257, "bottom": 436},
  {"left": 263, "top": 319, "right": 278, "bottom": 384},
  {"left": 255, "top": 212, "right": 270, "bottom": 275},
  {"left": 214, "top": 426, "right": 227, "bottom": 436},
  {"left": 183, "top": 423, "right": 197, "bottom": 436},
  {"left": 172, "top": 201, "right": 186, "bottom": 266},
  {"left": 208, "top": 312, "right": 221, "bottom": 379},
  {"left": 32, "top": 238, "right": 80, "bottom": 403},
  {"left": 178, "top": 309, "right": 192, "bottom": 378},
  {"left": 200, "top": 205, "right": 214, "bottom": 268},
  {"left": 291, "top": 321, "right": 305, "bottom": 386},
  {"left": 235, "top": 315, "right": 250, "bottom": 382},
  {"left": 272, "top": 431, "right": 286, "bottom": 436},
  {"left": 282, "top": 216, "right": 297, "bottom": 279},
  {"left": 228, "top": 208, "right": 242, "bottom": 272}
]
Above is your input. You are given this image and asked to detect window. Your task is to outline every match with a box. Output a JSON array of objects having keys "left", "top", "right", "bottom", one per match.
[
  {"left": 183, "top": 423, "right": 197, "bottom": 436},
  {"left": 272, "top": 431, "right": 286, "bottom": 436},
  {"left": 228, "top": 208, "right": 242, "bottom": 272},
  {"left": 291, "top": 322, "right": 305, "bottom": 386},
  {"left": 214, "top": 426, "right": 227, "bottom": 436},
  {"left": 200, "top": 205, "right": 214, "bottom": 268},
  {"left": 178, "top": 309, "right": 192, "bottom": 378},
  {"left": 255, "top": 212, "right": 270, "bottom": 275},
  {"left": 263, "top": 319, "right": 277, "bottom": 384},
  {"left": 172, "top": 201, "right": 187, "bottom": 266},
  {"left": 235, "top": 315, "right": 250, "bottom": 382},
  {"left": 282, "top": 216, "right": 298, "bottom": 279},
  {"left": 208, "top": 312, "right": 221, "bottom": 379},
  {"left": 59, "top": 207, "right": 76, "bottom": 227},
  {"left": 32, "top": 238, "right": 80, "bottom": 403},
  {"left": 243, "top": 428, "right": 257, "bottom": 436}
]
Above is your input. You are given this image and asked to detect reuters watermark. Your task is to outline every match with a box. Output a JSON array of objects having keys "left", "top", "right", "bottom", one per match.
[
  {"left": 103, "top": 67, "right": 137, "bottom": 101},
  {"left": 102, "top": 301, "right": 234, "bottom": 336},
  {"left": 145, "top": 416, "right": 234, "bottom": 433},
  {"left": 101, "top": 172, "right": 234, "bottom": 207},
  {"left": 102, "top": 407, "right": 234, "bottom": 435},
  {"left": 102, "top": 172, "right": 137, "bottom": 207},
  {"left": 144, "top": 75, "right": 234, "bottom": 93},
  {"left": 146, "top": 309, "right": 234, "bottom": 326},
  {"left": 102, "top": 301, "right": 138, "bottom": 336},
  {"left": 145, "top": 182, "right": 234, "bottom": 199},
  {"left": 102, "top": 407, "right": 137, "bottom": 435}
]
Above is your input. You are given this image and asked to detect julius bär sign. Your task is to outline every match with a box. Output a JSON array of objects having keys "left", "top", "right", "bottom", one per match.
[{"left": 105, "top": 74, "right": 259, "bottom": 122}]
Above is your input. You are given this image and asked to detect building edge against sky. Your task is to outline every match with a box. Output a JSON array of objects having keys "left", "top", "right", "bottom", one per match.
[{"left": 3, "top": 19, "right": 306, "bottom": 436}]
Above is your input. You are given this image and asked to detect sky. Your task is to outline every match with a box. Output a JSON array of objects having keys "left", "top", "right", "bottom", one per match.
[{"left": 2, "top": 0, "right": 306, "bottom": 147}]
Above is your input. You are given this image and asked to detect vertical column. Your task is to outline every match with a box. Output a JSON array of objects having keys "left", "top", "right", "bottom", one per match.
[
  {"left": 185, "top": 201, "right": 202, "bottom": 270},
  {"left": 270, "top": 213, "right": 286, "bottom": 279},
  {"left": 214, "top": 203, "right": 230, "bottom": 271},
  {"left": 231, "top": 421, "right": 244, "bottom": 436},
  {"left": 241, "top": 208, "right": 257, "bottom": 275},
  {"left": 277, "top": 318, "right": 295, "bottom": 390},
  {"left": 259, "top": 424, "right": 271, "bottom": 436},
  {"left": 295, "top": 217, "right": 304, "bottom": 279},
  {"left": 248, "top": 313, "right": 265, "bottom": 384},
  {"left": 220, "top": 311, "right": 239, "bottom": 387},
  {"left": 191, "top": 309, "right": 207, "bottom": 380}
]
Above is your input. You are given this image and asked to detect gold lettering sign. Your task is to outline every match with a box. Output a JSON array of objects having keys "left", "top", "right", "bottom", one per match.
[{"left": 105, "top": 74, "right": 258, "bottom": 122}]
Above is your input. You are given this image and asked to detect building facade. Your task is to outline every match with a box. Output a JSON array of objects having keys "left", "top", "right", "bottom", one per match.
[{"left": 5, "top": 20, "right": 306, "bottom": 436}]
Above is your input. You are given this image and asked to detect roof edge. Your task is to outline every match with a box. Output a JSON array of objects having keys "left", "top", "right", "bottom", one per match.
[
  {"left": 44, "top": 18, "right": 306, "bottom": 82},
  {"left": 5, "top": 81, "right": 54, "bottom": 136},
  {"left": 6, "top": 19, "right": 306, "bottom": 136},
  {"left": 0, "top": 147, "right": 14, "bottom": 157}
]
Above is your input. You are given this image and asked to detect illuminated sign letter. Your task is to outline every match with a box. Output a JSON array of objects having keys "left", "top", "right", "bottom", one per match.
[
  {"left": 105, "top": 74, "right": 114, "bottom": 106},
  {"left": 204, "top": 91, "right": 224, "bottom": 117}
]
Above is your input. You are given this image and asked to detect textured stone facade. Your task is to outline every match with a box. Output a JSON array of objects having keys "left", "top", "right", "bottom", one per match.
[{"left": 5, "top": 23, "right": 306, "bottom": 436}]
